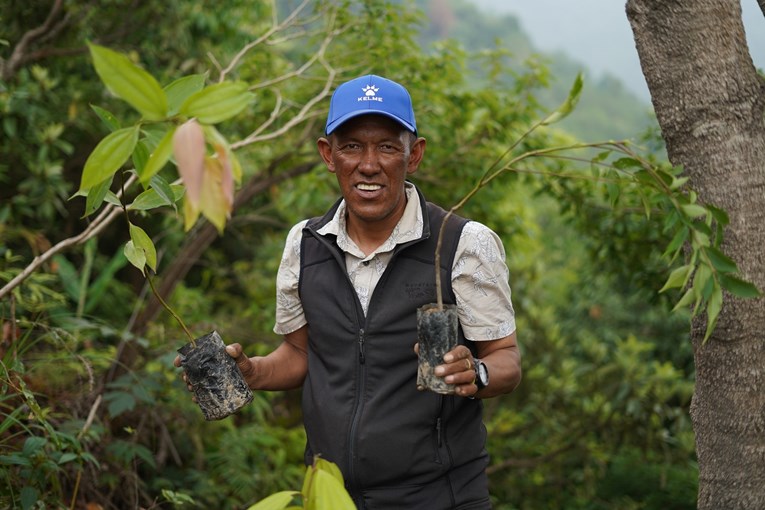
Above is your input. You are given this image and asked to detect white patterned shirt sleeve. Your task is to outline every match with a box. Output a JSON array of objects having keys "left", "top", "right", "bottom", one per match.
[
  {"left": 452, "top": 221, "right": 516, "bottom": 341},
  {"left": 274, "top": 220, "right": 308, "bottom": 335}
]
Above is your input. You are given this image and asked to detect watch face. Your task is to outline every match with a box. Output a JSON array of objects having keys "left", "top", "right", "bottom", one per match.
[
  {"left": 478, "top": 364, "right": 488, "bottom": 382},
  {"left": 476, "top": 360, "right": 489, "bottom": 387}
]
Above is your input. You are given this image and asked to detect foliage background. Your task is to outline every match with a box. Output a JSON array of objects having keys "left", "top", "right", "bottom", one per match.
[{"left": 0, "top": 1, "right": 696, "bottom": 508}]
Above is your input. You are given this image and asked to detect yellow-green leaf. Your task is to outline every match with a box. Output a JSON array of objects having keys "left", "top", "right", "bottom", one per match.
[
  {"left": 198, "top": 156, "right": 232, "bottom": 233},
  {"left": 88, "top": 43, "right": 168, "bottom": 120},
  {"left": 124, "top": 240, "right": 146, "bottom": 273},
  {"left": 313, "top": 458, "right": 345, "bottom": 486},
  {"left": 659, "top": 264, "right": 692, "bottom": 293},
  {"left": 80, "top": 126, "right": 139, "bottom": 190},
  {"left": 672, "top": 287, "right": 697, "bottom": 312},
  {"left": 305, "top": 469, "right": 355, "bottom": 510},
  {"left": 141, "top": 127, "right": 176, "bottom": 185},
  {"left": 129, "top": 223, "right": 157, "bottom": 272},
  {"left": 183, "top": 195, "right": 201, "bottom": 232},
  {"left": 244, "top": 491, "right": 299, "bottom": 510},
  {"left": 680, "top": 203, "right": 708, "bottom": 219},
  {"left": 165, "top": 74, "right": 207, "bottom": 115},
  {"left": 179, "top": 81, "right": 254, "bottom": 124},
  {"left": 542, "top": 73, "right": 583, "bottom": 125},
  {"left": 204, "top": 125, "right": 242, "bottom": 184}
]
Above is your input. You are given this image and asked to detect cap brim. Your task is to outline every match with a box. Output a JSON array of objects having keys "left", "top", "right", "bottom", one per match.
[{"left": 325, "top": 110, "right": 416, "bottom": 136}]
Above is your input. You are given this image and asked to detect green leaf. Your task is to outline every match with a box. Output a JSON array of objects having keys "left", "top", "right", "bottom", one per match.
[
  {"left": 128, "top": 185, "right": 185, "bottom": 210},
  {"left": 90, "top": 104, "right": 121, "bottom": 131},
  {"left": 672, "top": 287, "right": 697, "bottom": 312},
  {"left": 612, "top": 157, "right": 642, "bottom": 171},
  {"left": 105, "top": 391, "right": 136, "bottom": 417},
  {"left": 129, "top": 223, "right": 157, "bottom": 272},
  {"left": 680, "top": 203, "right": 707, "bottom": 219},
  {"left": 542, "top": 73, "right": 583, "bottom": 125},
  {"left": 669, "top": 176, "right": 689, "bottom": 190},
  {"left": 104, "top": 191, "right": 121, "bottom": 206},
  {"left": 165, "top": 74, "right": 207, "bottom": 115},
  {"left": 703, "top": 285, "right": 723, "bottom": 342},
  {"left": 692, "top": 264, "right": 712, "bottom": 300},
  {"left": 179, "top": 81, "right": 254, "bottom": 124},
  {"left": 663, "top": 227, "right": 689, "bottom": 261},
  {"left": 20, "top": 486, "right": 39, "bottom": 510},
  {"left": 718, "top": 274, "right": 762, "bottom": 298},
  {"left": 124, "top": 240, "right": 146, "bottom": 273},
  {"left": 88, "top": 43, "right": 167, "bottom": 120},
  {"left": 80, "top": 126, "right": 139, "bottom": 190},
  {"left": 707, "top": 205, "right": 730, "bottom": 226},
  {"left": 132, "top": 139, "right": 150, "bottom": 176},
  {"left": 140, "top": 127, "right": 176, "bottom": 185},
  {"left": 245, "top": 491, "right": 300, "bottom": 510},
  {"left": 150, "top": 175, "right": 180, "bottom": 211},
  {"left": 704, "top": 246, "right": 738, "bottom": 274},
  {"left": 83, "top": 175, "right": 113, "bottom": 217},
  {"left": 58, "top": 452, "right": 79, "bottom": 465},
  {"left": 660, "top": 264, "right": 692, "bottom": 293}
]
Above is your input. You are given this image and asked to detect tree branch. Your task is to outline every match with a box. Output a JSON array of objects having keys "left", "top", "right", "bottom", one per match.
[
  {"left": 0, "top": 175, "right": 137, "bottom": 301},
  {"left": 1, "top": 0, "right": 68, "bottom": 81}
]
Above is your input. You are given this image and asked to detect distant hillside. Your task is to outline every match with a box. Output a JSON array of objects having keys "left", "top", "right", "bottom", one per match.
[{"left": 415, "top": 0, "right": 656, "bottom": 141}]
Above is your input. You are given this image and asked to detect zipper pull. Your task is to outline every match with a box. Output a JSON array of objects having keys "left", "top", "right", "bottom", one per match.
[{"left": 358, "top": 329, "right": 365, "bottom": 364}]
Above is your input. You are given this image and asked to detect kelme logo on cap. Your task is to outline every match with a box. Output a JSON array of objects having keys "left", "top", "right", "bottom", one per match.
[{"left": 359, "top": 84, "right": 382, "bottom": 103}]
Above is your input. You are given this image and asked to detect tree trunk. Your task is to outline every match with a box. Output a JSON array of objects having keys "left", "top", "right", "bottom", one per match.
[{"left": 626, "top": 0, "right": 765, "bottom": 508}]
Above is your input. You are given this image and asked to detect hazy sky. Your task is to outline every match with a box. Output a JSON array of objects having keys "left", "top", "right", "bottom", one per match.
[{"left": 471, "top": 0, "right": 765, "bottom": 102}]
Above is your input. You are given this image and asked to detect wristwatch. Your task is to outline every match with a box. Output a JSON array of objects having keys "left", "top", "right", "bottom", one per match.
[{"left": 474, "top": 358, "right": 489, "bottom": 389}]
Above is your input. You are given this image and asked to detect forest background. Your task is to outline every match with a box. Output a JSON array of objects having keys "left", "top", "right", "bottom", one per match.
[{"left": 0, "top": 0, "right": 703, "bottom": 508}]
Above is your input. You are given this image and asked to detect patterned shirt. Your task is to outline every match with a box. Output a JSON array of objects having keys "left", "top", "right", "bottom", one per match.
[{"left": 274, "top": 183, "right": 516, "bottom": 341}]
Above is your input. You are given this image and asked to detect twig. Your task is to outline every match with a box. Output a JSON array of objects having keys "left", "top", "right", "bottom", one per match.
[
  {"left": 1, "top": 0, "right": 66, "bottom": 81},
  {"left": 0, "top": 175, "right": 137, "bottom": 300}
]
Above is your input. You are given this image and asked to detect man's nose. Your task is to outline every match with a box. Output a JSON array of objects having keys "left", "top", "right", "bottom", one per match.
[{"left": 358, "top": 147, "right": 380, "bottom": 173}]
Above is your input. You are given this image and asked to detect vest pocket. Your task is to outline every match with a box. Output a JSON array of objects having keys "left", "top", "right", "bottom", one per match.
[{"left": 433, "top": 416, "right": 443, "bottom": 464}]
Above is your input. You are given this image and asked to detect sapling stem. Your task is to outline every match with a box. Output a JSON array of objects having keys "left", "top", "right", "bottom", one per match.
[{"left": 146, "top": 273, "right": 196, "bottom": 346}]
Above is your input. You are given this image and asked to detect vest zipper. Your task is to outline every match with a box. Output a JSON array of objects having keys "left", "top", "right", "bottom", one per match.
[
  {"left": 358, "top": 328, "right": 365, "bottom": 364},
  {"left": 347, "top": 327, "right": 367, "bottom": 504}
]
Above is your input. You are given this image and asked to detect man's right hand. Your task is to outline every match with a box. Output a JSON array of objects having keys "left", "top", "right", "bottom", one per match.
[
  {"left": 172, "top": 343, "right": 256, "bottom": 398},
  {"left": 225, "top": 343, "right": 257, "bottom": 387}
]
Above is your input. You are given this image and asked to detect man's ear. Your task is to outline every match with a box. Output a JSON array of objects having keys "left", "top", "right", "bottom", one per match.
[
  {"left": 407, "top": 137, "right": 426, "bottom": 175},
  {"left": 317, "top": 137, "right": 335, "bottom": 172}
]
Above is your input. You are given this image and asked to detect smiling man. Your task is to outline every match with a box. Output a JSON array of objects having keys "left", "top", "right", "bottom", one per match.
[{"left": 219, "top": 75, "right": 520, "bottom": 508}]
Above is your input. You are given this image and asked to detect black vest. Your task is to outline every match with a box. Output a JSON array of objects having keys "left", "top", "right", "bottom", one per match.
[{"left": 298, "top": 186, "right": 491, "bottom": 509}]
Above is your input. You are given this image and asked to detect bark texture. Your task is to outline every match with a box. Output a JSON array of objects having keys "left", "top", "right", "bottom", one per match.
[{"left": 627, "top": 0, "right": 765, "bottom": 508}]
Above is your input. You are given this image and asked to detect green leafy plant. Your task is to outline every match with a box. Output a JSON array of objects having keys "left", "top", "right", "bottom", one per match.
[
  {"left": 76, "top": 43, "right": 254, "bottom": 345},
  {"left": 432, "top": 74, "right": 760, "bottom": 341},
  {"left": 246, "top": 457, "right": 354, "bottom": 510}
]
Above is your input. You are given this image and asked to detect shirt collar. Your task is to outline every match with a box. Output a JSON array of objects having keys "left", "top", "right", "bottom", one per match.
[{"left": 317, "top": 182, "right": 424, "bottom": 258}]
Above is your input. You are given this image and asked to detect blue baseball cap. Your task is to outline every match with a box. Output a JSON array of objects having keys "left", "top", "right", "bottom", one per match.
[{"left": 325, "top": 75, "right": 417, "bottom": 136}]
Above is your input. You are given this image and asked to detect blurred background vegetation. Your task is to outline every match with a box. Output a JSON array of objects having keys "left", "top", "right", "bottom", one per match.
[{"left": 0, "top": 0, "right": 695, "bottom": 508}]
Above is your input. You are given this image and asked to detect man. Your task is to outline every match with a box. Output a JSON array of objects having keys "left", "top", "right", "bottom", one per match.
[{"left": 182, "top": 75, "right": 521, "bottom": 509}]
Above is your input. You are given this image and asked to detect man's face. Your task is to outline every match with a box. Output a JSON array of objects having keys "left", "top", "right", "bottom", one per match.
[{"left": 318, "top": 114, "right": 425, "bottom": 233}]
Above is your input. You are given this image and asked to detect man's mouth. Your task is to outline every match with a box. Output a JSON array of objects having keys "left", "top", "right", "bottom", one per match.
[{"left": 356, "top": 183, "right": 382, "bottom": 191}]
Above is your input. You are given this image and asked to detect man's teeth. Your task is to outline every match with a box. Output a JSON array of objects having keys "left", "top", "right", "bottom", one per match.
[{"left": 357, "top": 184, "right": 382, "bottom": 191}]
